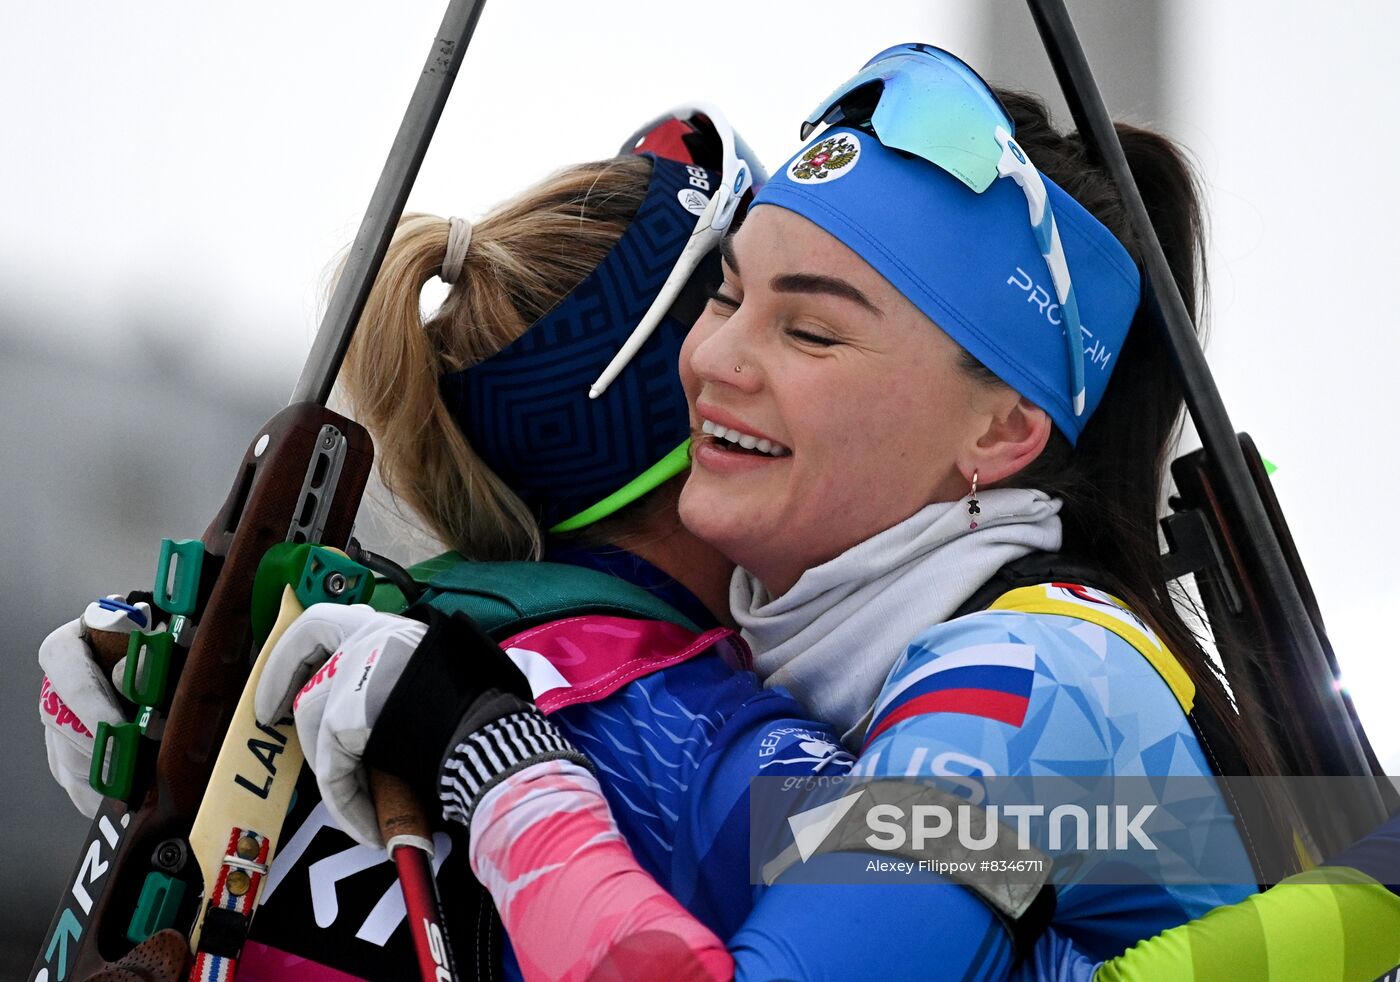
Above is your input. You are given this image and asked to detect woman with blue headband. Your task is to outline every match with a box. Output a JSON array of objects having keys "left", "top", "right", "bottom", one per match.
[
  {"left": 533, "top": 47, "right": 1400, "bottom": 978},
  {"left": 263, "top": 47, "right": 1398, "bottom": 982},
  {"left": 264, "top": 45, "right": 1398, "bottom": 980}
]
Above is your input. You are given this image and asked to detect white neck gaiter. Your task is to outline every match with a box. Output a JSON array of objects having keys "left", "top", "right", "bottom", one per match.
[{"left": 731, "top": 488, "right": 1063, "bottom": 747}]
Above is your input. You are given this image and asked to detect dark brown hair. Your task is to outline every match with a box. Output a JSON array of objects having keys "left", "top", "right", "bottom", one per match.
[{"left": 968, "top": 90, "right": 1304, "bottom": 869}]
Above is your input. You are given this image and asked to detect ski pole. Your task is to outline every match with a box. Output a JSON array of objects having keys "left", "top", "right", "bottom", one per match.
[
  {"left": 371, "top": 772, "right": 461, "bottom": 982},
  {"left": 291, "top": 0, "right": 486, "bottom": 407},
  {"left": 1022, "top": 0, "right": 1391, "bottom": 850}
]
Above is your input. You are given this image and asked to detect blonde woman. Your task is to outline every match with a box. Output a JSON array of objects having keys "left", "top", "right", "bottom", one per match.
[{"left": 43, "top": 110, "right": 827, "bottom": 981}]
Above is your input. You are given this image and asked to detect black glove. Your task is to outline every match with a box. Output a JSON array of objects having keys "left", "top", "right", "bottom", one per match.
[{"left": 363, "top": 604, "right": 590, "bottom": 827}]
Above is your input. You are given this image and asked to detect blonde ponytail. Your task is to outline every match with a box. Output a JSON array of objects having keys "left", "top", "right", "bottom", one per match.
[{"left": 339, "top": 154, "right": 654, "bottom": 560}]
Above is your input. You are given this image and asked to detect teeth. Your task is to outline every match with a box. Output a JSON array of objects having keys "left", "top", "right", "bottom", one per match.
[{"left": 698, "top": 416, "right": 791, "bottom": 457}]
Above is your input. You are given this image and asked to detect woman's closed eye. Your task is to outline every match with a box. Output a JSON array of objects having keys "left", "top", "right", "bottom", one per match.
[
  {"left": 705, "top": 284, "right": 741, "bottom": 313},
  {"left": 786, "top": 327, "right": 840, "bottom": 347}
]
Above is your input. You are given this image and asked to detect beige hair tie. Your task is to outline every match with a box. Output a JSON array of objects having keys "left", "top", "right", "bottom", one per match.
[{"left": 441, "top": 216, "right": 473, "bottom": 284}]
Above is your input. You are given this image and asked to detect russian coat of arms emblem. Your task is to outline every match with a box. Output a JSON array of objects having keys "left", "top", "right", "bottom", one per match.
[{"left": 789, "top": 133, "right": 861, "bottom": 182}]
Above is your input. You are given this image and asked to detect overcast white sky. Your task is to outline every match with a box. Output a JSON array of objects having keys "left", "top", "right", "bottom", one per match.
[{"left": 3, "top": 0, "right": 1398, "bottom": 770}]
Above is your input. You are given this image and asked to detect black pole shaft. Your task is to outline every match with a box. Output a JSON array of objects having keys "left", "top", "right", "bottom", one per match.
[
  {"left": 1024, "top": 1, "right": 1385, "bottom": 828},
  {"left": 291, "top": 0, "right": 489, "bottom": 407}
]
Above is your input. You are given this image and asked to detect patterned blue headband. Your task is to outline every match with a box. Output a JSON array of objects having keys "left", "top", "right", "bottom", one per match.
[{"left": 439, "top": 154, "right": 717, "bottom": 530}]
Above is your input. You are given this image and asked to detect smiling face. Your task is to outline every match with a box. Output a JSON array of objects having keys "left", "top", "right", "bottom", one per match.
[{"left": 678, "top": 206, "right": 1045, "bottom": 596}]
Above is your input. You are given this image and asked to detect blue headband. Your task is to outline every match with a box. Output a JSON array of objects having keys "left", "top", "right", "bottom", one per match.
[
  {"left": 440, "top": 154, "right": 715, "bottom": 529},
  {"left": 754, "top": 127, "right": 1141, "bottom": 442}
]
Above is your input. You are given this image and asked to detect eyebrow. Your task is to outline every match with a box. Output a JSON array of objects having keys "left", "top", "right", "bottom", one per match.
[
  {"left": 720, "top": 235, "right": 741, "bottom": 274},
  {"left": 771, "top": 273, "right": 883, "bottom": 317},
  {"left": 720, "top": 233, "right": 883, "bottom": 317}
]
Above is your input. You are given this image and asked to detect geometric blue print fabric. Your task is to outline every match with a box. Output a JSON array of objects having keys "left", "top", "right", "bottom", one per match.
[{"left": 442, "top": 154, "right": 716, "bottom": 527}]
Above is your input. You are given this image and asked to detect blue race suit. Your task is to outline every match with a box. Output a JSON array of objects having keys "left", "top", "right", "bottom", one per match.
[{"left": 500, "top": 553, "right": 1255, "bottom": 980}]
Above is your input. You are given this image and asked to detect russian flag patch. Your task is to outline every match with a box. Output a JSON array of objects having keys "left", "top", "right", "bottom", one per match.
[{"left": 864, "top": 643, "right": 1036, "bottom": 748}]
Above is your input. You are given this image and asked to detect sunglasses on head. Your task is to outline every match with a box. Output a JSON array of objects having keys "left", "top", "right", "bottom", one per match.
[
  {"left": 803, "top": 43, "right": 1088, "bottom": 416},
  {"left": 588, "top": 104, "right": 761, "bottom": 400}
]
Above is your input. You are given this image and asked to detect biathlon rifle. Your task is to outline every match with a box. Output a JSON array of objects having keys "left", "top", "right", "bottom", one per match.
[
  {"left": 31, "top": 1, "right": 488, "bottom": 978},
  {"left": 1025, "top": 0, "right": 1397, "bottom": 856}
]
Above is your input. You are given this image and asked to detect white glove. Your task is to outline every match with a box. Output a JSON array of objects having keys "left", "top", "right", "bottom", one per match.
[
  {"left": 39, "top": 597, "right": 153, "bottom": 816},
  {"left": 254, "top": 603, "right": 427, "bottom": 847}
]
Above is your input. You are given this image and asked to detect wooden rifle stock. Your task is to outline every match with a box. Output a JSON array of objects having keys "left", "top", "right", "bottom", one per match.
[{"left": 32, "top": 404, "right": 372, "bottom": 980}]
